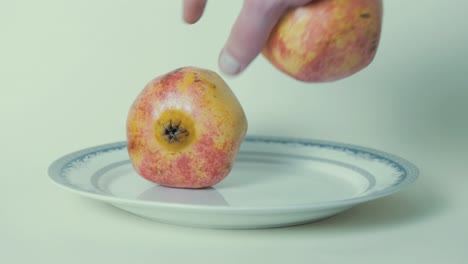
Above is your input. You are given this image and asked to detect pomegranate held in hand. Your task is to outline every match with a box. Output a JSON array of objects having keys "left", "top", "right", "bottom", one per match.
[{"left": 263, "top": 0, "right": 383, "bottom": 82}]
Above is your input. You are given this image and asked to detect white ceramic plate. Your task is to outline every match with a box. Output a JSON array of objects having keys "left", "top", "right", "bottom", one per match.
[{"left": 48, "top": 136, "right": 418, "bottom": 229}]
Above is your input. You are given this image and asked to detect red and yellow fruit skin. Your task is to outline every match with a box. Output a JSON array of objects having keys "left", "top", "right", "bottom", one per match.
[
  {"left": 127, "top": 67, "right": 247, "bottom": 189},
  {"left": 263, "top": 0, "right": 383, "bottom": 82}
]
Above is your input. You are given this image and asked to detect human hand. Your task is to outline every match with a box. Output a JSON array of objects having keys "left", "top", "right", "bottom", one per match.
[{"left": 183, "top": 0, "right": 313, "bottom": 76}]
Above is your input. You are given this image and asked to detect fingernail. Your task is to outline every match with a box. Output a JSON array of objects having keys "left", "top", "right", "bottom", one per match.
[{"left": 219, "top": 51, "right": 241, "bottom": 75}]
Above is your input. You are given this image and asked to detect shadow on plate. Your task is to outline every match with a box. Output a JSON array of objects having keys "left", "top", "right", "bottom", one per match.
[{"left": 137, "top": 185, "right": 229, "bottom": 206}]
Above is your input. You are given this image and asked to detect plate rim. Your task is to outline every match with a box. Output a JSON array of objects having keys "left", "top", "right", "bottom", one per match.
[{"left": 48, "top": 135, "right": 419, "bottom": 213}]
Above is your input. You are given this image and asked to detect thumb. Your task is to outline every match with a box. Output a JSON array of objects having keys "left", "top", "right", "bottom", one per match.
[{"left": 218, "top": 1, "right": 288, "bottom": 75}]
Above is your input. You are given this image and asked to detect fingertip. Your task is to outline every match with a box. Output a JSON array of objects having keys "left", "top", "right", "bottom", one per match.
[
  {"left": 220, "top": 1, "right": 289, "bottom": 75},
  {"left": 183, "top": 0, "right": 207, "bottom": 24},
  {"left": 183, "top": 15, "right": 199, "bottom": 24},
  {"left": 218, "top": 49, "right": 242, "bottom": 76}
]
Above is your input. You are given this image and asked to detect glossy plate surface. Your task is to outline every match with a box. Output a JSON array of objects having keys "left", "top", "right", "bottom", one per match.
[{"left": 48, "top": 136, "right": 419, "bottom": 229}]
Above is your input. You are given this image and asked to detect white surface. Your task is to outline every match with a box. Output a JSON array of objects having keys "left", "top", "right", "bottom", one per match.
[
  {"left": 48, "top": 137, "right": 418, "bottom": 229},
  {"left": 1, "top": 0, "right": 467, "bottom": 263}
]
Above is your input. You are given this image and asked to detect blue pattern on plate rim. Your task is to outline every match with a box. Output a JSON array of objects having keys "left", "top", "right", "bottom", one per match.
[
  {"left": 244, "top": 136, "right": 417, "bottom": 187},
  {"left": 56, "top": 136, "right": 418, "bottom": 191}
]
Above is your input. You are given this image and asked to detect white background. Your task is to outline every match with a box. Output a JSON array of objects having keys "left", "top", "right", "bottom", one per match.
[{"left": 1, "top": 0, "right": 467, "bottom": 263}]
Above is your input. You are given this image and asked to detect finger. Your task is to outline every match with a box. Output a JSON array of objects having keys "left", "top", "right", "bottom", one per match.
[
  {"left": 218, "top": 0, "right": 289, "bottom": 75},
  {"left": 183, "top": 0, "right": 208, "bottom": 24}
]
